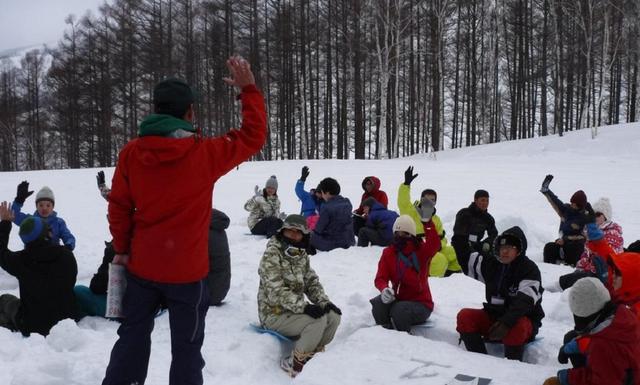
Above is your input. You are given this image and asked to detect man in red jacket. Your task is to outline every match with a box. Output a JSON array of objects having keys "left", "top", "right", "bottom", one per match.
[{"left": 102, "top": 56, "right": 266, "bottom": 385}]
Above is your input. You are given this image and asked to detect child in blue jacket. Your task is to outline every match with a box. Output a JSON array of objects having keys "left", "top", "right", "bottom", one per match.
[{"left": 11, "top": 181, "right": 76, "bottom": 250}]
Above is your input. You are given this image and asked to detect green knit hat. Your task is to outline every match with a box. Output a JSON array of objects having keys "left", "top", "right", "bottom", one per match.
[{"left": 19, "top": 216, "right": 48, "bottom": 244}]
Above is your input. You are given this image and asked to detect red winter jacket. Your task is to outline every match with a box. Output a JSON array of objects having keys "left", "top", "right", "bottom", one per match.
[
  {"left": 108, "top": 85, "right": 266, "bottom": 283},
  {"left": 374, "top": 223, "right": 439, "bottom": 310},
  {"left": 355, "top": 176, "right": 388, "bottom": 214},
  {"left": 568, "top": 305, "right": 640, "bottom": 385}
]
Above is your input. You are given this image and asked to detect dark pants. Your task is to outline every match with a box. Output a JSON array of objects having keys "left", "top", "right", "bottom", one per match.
[
  {"left": 353, "top": 215, "right": 366, "bottom": 236},
  {"left": 543, "top": 240, "right": 585, "bottom": 267},
  {"left": 357, "top": 227, "right": 391, "bottom": 247},
  {"left": 0, "top": 294, "right": 20, "bottom": 332},
  {"left": 102, "top": 273, "right": 210, "bottom": 385},
  {"left": 370, "top": 295, "right": 431, "bottom": 332},
  {"left": 559, "top": 270, "right": 596, "bottom": 291},
  {"left": 208, "top": 252, "right": 230, "bottom": 306},
  {"left": 251, "top": 217, "right": 283, "bottom": 238}
]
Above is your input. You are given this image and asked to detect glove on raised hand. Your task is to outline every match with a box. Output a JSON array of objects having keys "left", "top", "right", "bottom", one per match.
[
  {"left": 380, "top": 287, "right": 396, "bottom": 304},
  {"left": 324, "top": 302, "right": 342, "bottom": 315},
  {"left": 301, "top": 166, "right": 310, "bottom": 182},
  {"left": 304, "top": 304, "right": 325, "bottom": 319},
  {"left": 15, "top": 181, "right": 34, "bottom": 204},
  {"left": 96, "top": 170, "right": 106, "bottom": 188},
  {"left": 254, "top": 185, "right": 262, "bottom": 197},
  {"left": 404, "top": 166, "right": 418, "bottom": 186},
  {"left": 540, "top": 174, "right": 554, "bottom": 193}
]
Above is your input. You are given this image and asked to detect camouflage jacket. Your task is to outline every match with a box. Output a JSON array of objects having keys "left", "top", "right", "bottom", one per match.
[
  {"left": 257, "top": 236, "right": 330, "bottom": 325},
  {"left": 244, "top": 194, "right": 281, "bottom": 229}
]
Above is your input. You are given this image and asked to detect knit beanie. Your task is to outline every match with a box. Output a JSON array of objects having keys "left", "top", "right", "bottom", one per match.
[
  {"left": 570, "top": 190, "right": 587, "bottom": 209},
  {"left": 265, "top": 175, "right": 278, "bottom": 190},
  {"left": 35, "top": 186, "right": 55, "bottom": 205},
  {"left": 280, "top": 214, "right": 310, "bottom": 234},
  {"left": 19, "top": 216, "right": 48, "bottom": 244},
  {"left": 417, "top": 197, "right": 435, "bottom": 222},
  {"left": 393, "top": 215, "right": 417, "bottom": 237},
  {"left": 153, "top": 78, "right": 195, "bottom": 119},
  {"left": 569, "top": 277, "right": 610, "bottom": 317},
  {"left": 474, "top": 189, "right": 489, "bottom": 200},
  {"left": 592, "top": 197, "right": 612, "bottom": 221},
  {"left": 496, "top": 233, "right": 522, "bottom": 253}
]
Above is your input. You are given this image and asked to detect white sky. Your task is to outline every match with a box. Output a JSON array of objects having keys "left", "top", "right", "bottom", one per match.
[{"left": 0, "top": 0, "right": 107, "bottom": 53}]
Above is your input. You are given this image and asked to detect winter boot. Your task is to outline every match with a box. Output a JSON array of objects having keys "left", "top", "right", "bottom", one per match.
[
  {"left": 280, "top": 350, "right": 314, "bottom": 377},
  {"left": 459, "top": 333, "right": 487, "bottom": 354},
  {"left": 504, "top": 345, "right": 525, "bottom": 361}
]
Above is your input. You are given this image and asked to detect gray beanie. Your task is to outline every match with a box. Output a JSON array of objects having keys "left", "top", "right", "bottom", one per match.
[
  {"left": 569, "top": 277, "right": 611, "bottom": 317},
  {"left": 35, "top": 186, "right": 55, "bottom": 205},
  {"left": 265, "top": 175, "right": 278, "bottom": 190}
]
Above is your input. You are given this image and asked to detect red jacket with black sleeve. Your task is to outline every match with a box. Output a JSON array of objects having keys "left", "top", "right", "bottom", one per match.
[{"left": 108, "top": 85, "right": 266, "bottom": 283}]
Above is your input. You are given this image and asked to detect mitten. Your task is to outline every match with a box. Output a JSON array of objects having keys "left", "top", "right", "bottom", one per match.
[
  {"left": 380, "top": 287, "right": 396, "bottom": 304},
  {"left": 301, "top": 166, "right": 310, "bottom": 182},
  {"left": 324, "top": 302, "right": 342, "bottom": 315},
  {"left": 254, "top": 185, "right": 261, "bottom": 197},
  {"left": 303, "top": 304, "right": 325, "bottom": 319},
  {"left": 540, "top": 174, "right": 554, "bottom": 193},
  {"left": 15, "top": 181, "right": 34, "bottom": 204},
  {"left": 404, "top": 166, "right": 418, "bottom": 185}
]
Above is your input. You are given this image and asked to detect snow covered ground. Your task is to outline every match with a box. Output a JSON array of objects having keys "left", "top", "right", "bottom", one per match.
[{"left": 1, "top": 123, "right": 639, "bottom": 384}]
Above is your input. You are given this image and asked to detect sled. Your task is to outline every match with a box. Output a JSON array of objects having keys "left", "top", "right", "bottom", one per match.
[
  {"left": 409, "top": 319, "right": 436, "bottom": 337},
  {"left": 249, "top": 322, "right": 298, "bottom": 360}
]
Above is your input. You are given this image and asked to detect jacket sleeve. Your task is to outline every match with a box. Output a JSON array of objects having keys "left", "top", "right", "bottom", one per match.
[
  {"left": 108, "top": 147, "right": 135, "bottom": 255},
  {"left": 304, "top": 260, "right": 330, "bottom": 306},
  {"left": 205, "top": 85, "right": 267, "bottom": 179},
  {"left": 542, "top": 189, "right": 568, "bottom": 218},
  {"left": 295, "top": 180, "right": 306, "bottom": 201},
  {"left": 452, "top": 233, "right": 490, "bottom": 283},
  {"left": 258, "top": 246, "right": 308, "bottom": 314},
  {"left": 486, "top": 215, "right": 498, "bottom": 244},
  {"left": 314, "top": 205, "right": 330, "bottom": 235},
  {"left": 453, "top": 208, "right": 472, "bottom": 236},
  {"left": 0, "top": 220, "right": 22, "bottom": 277},
  {"left": 374, "top": 248, "right": 392, "bottom": 291},
  {"left": 379, "top": 191, "right": 389, "bottom": 208},
  {"left": 10, "top": 200, "right": 28, "bottom": 226},
  {"left": 57, "top": 218, "right": 76, "bottom": 250},
  {"left": 498, "top": 263, "right": 543, "bottom": 327},
  {"left": 397, "top": 184, "right": 414, "bottom": 215}
]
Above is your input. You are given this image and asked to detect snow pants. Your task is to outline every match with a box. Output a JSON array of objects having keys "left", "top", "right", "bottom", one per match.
[
  {"left": 357, "top": 227, "right": 391, "bottom": 247},
  {"left": 543, "top": 240, "right": 585, "bottom": 267},
  {"left": 263, "top": 311, "right": 341, "bottom": 355},
  {"left": 102, "top": 273, "right": 209, "bottom": 385},
  {"left": 0, "top": 294, "right": 20, "bottom": 331},
  {"left": 456, "top": 308, "right": 533, "bottom": 346},
  {"left": 370, "top": 295, "right": 431, "bottom": 332},
  {"left": 429, "top": 243, "right": 461, "bottom": 277}
]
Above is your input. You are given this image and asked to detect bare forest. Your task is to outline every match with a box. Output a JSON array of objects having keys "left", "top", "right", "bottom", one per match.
[{"left": 0, "top": 0, "right": 638, "bottom": 170}]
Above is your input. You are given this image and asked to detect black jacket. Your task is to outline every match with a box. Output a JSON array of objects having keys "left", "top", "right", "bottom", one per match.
[
  {"left": 0, "top": 220, "right": 78, "bottom": 336},
  {"left": 452, "top": 226, "right": 545, "bottom": 336},
  {"left": 207, "top": 209, "right": 231, "bottom": 305},
  {"left": 89, "top": 241, "right": 115, "bottom": 295},
  {"left": 453, "top": 202, "right": 498, "bottom": 251},
  {"left": 542, "top": 189, "right": 590, "bottom": 242}
]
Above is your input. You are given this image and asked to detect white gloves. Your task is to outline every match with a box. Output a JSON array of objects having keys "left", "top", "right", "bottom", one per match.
[{"left": 380, "top": 287, "right": 396, "bottom": 304}]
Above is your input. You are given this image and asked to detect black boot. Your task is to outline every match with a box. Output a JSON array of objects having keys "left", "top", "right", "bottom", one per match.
[
  {"left": 459, "top": 333, "right": 487, "bottom": 354},
  {"left": 504, "top": 345, "right": 524, "bottom": 361}
]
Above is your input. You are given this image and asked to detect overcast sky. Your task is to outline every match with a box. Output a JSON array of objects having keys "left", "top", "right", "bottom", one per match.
[{"left": 0, "top": 0, "right": 107, "bottom": 53}]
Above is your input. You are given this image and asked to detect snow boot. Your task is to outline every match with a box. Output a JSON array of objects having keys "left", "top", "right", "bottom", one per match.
[
  {"left": 280, "top": 350, "right": 314, "bottom": 377},
  {"left": 459, "top": 333, "right": 487, "bottom": 354},
  {"left": 504, "top": 345, "right": 525, "bottom": 361}
]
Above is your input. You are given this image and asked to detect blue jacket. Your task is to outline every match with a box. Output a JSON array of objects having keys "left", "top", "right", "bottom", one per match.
[
  {"left": 11, "top": 201, "right": 76, "bottom": 250},
  {"left": 311, "top": 195, "right": 355, "bottom": 251},
  {"left": 542, "top": 190, "right": 589, "bottom": 241},
  {"left": 295, "top": 180, "right": 322, "bottom": 218},
  {"left": 365, "top": 202, "right": 399, "bottom": 242}
]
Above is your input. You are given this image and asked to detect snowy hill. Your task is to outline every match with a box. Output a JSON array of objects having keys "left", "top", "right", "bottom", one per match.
[{"left": 0, "top": 123, "right": 639, "bottom": 384}]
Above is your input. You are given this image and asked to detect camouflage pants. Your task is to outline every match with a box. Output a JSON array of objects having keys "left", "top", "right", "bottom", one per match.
[
  {"left": 0, "top": 294, "right": 20, "bottom": 331},
  {"left": 264, "top": 311, "right": 341, "bottom": 354}
]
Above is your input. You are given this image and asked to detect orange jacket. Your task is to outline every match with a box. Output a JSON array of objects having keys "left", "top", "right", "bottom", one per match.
[{"left": 108, "top": 85, "right": 266, "bottom": 283}]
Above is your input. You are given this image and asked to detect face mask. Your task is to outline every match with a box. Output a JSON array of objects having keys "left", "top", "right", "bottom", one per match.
[{"left": 393, "top": 234, "right": 409, "bottom": 250}]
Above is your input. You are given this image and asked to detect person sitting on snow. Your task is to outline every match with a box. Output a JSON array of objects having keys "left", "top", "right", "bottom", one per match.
[
  {"left": 356, "top": 197, "right": 398, "bottom": 247},
  {"left": 294, "top": 166, "right": 323, "bottom": 230},
  {"left": 11, "top": 181, "right": 76, "bottom": 250},
  {"left": 539, "top": 175, "right": 592, "bottom": 267},
  {"left": 452, "top": 188, "right": 498, "bottom": 257},
  {"left": 0, "top": 202, "right": 78, "bottom": 336},
  {"left": 257, "top": 214, "right": 341, "bottom": 377},
  {"left": 244, "top": 175, "right": 286, "bottom": 238},
  {"left": 452, "top": 226, "right": 544, "bottom": 361},
  {"left": 310, "top": 177, "right": 355, "bottom": 251},
  {"left": 352, "top": 176, "right": 389, "bottom": 236},
  {"left": 398, "top": 166, "right": 460, "bottom": 277},
  {"left": 542, "top": 277, "right": 640, "bottom": 385},
  {"left": 370, "top": 215, "right": 439, "bottom": 332}
]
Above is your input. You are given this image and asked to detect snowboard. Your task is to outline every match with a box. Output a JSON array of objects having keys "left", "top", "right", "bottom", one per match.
[{"left": 446, "top": 373, "right": 492, "bottom": 385}]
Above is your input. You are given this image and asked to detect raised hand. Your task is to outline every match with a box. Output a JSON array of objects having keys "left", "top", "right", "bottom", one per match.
[
  {"left": 540, "top": 174, "right": 553, "bottom": 193},
  {"left": 15, "top": 181, "right": 34, "bottom": 204},
  {"left": 301, "top": 166, "right": 310, "bottom": 182},
  {"left": 97, "top": 170, "right": 106, "bottom": 187},
  {"left": 223, "top": 56, "right": 255, "bottom": 89},
  {"left": 0, "top": 201, "right": 15, "bottom": 222},
  {"left": 404, "top": 166, "right": 418, "bottom": 185}
]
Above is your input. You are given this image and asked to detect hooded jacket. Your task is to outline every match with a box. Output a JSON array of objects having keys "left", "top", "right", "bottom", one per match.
[
  {"left": 244, "top": 192, "right": 281, "bottom": 229},
  {"left": 542, "top": 189, "right": 591, "bottom": 242},
  {"left": 365, "top": 201, "right": 399, "bottom": 242},
  {"left": 295, "top": 180, "right": 323, "bottom": 218},
  {"left": 568, "top": 305, "right": 640, "bottom": 385},
  {"left": 311, "top": 195, "right": 355, "bottom": 251},
  {"left": 108, "top": 84, "right": 266, "bottom": 283},
  {"left": 452, "top": 226, "right": 545, "bottom": 335},
  {"left": 355, "top": 176, "right": 388, "bottom": 214},
  {"left": 0, "top": 220, "right": 78, "bottom": 336}
]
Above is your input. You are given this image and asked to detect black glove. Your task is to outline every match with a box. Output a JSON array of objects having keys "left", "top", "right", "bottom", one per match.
[
  {"left": 301, "top": 166, "right": 310, "bottom": 182},
  {"left": 324, "top": 302, "right": 342, "bottom": 315},
  {"left": 557, "top": 346, "right": 569, "bottom": 364},
  {"left": 15, "top": 181, "right": 34, "bottom": 204},
  {"left": 540, "top": 174, "right": 553, "bottom": 193},
  {"left": 404, "top": 166, "right": 418, "bottom": 185},
  {"left": 303, "top": 304, "right": 325, "bottom": 319},
  {"left": 97, "top": 170, "right": 106, "bottom": 187}
]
